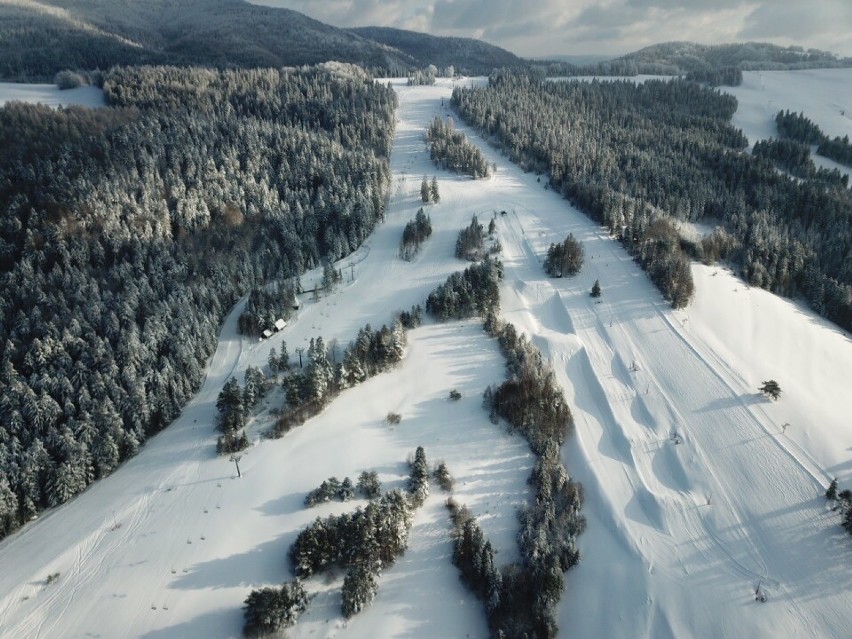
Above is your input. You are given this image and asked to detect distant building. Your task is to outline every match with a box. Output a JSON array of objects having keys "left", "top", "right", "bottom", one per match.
[
  {"left": 262, "top": 329, "right": 273, "bottom": 339},
  {"left": 274, "top": 318, "right": 287, "bottom": 332}
]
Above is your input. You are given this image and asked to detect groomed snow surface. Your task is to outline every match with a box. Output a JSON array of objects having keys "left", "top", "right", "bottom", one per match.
[{"left": 0, "top": 72, "right": 851, "bottom": 638}]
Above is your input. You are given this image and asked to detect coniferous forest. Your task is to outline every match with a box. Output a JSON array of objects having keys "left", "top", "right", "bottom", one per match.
[
  {"left": 425, "top": 116, "right": 491, "bottom": 178},
  {"left": 452, "top": 72, "right": 852, "bottom": 326},
  {"left": 0, "top": 64, "right": 395, "bottom": 538}
]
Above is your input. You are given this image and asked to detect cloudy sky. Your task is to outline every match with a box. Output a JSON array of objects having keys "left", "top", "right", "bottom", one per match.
[{"left": 249, "top": 0, "right": 852, "bottom": 58}]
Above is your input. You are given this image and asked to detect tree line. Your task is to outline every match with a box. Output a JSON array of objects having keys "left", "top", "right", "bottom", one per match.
[
  {"left": 425, "top": 257, "right": 503, "bottom": 321},
  {"left": 0, "top": 64, "right": 396, "bottom": 539},
  {"left": 775, "top": 109, "right": 852, "bottom": 168}
]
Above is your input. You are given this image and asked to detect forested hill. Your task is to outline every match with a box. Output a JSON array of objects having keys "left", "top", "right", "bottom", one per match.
[
  {"left": 0, "top": 0, "right": 416, "bottom": 80},
  {"left": 0, "top": 64, "right": 395, "bottom": 538},
  {"left": 0, "top": 0, "right": 528, "bottom": 81},
  {"left": 350, "top": 27, "right": 524, "bottom": 76},
  {"left": 621, "top": 41, "right": 852, "bottom": 73},
  {"left": 537, "top": 41, "right": 852, "bottom": 85}
]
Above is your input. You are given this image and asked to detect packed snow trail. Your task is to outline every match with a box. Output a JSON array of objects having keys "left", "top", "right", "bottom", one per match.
[{"left": 432, "top": 79, "right": 851, "bottom": 639}]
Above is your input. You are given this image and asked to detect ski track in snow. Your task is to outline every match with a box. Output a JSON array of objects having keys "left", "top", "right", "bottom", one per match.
[{"left": 0, "top": 73, "right": 850, "bottom": 638}]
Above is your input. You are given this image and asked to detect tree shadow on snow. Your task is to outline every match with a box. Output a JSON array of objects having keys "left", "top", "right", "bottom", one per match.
[
  {"left": 170, "top": 532, "right": 296, "bottom": 591},
  {"left": 137, "top": 607, "right": 240, "bottom": 639}
]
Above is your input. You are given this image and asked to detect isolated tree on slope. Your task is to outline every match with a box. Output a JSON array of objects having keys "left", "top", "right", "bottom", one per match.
[
  {"left": 826, "top": 478, "right": 838, "bottom": 502},
  {"left": 216, "top": 377, "right": 245, "bottom": 434},
  {"left": 408, "top": 446, "right": 429, "bottom": 506},
  {"left": 421, "top": 176, "right": 430, "bottom": 203},
  {"left": 267, "top": 347, "right": 279, "bottom": 377},
  {"left": 759, "top": 379, "right": 781, "bottom": 400}
]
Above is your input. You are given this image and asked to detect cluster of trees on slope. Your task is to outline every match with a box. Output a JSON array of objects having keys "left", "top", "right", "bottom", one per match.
[
  {"left": 406, "top": 64, "right": 458, "bottom": 86},
  {"left": 420, "top": 175, "right": 440, "bottom": 203},
  {"left": 775, "top": 110, "right": 852, "bottom": 168},
  {"left": 272, "top": 323, "right": 407, "bottom": 437},
  {"left": 222, "top": 317, "right": 411, "bottom": 452},
  {"left": 399, "top": 208, "right": 432, "bottom": 261},
  {"left": 0, "top": 64, "right": 395, "bottom": 539},
  {"left": 453, "top": 73, "right": 852, "bottom": 326},
  {"left": 482, "top": 318, "right": 584, "bottom": 638},
  {"left": 243, "top": 579, "right": 308, "bottom": 638},
  {"left": 304, "top": 476, "right": 356, "bottom": 506},
  {"left": 243, "top": 449, "right": 429, "bottom": 633},
  {"left": 424, "top": 261, "right": 584, "bottom": 637},
  {"left": 752, "top": 138, "right": 848, "bottom": 187},
  {"left": 825, "top": 480, "right": 852, "bottom": 537},
  {"left": 426, "top": 285, "right": 582, "bottom": 636},
  {"left": 544, "top": 233, "right": 584, "bottom": 278},
  {"left": 425, "top": 117, "right": 491, "bottom": 178},
  {"left": 214, "top": 366, "right": 267, "bottom": 453},
  {"left": 426, "top": 257, "right": 503, "bottom": 321},
  {"left": 455, "top": 215, "right": 486, "bottom": 260}
]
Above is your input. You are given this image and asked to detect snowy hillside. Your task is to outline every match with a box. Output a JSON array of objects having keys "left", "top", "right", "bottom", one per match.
[
  {"left": 722, "top": 68, "right": 852, "bottom": 181},
  {"left": 1, "top": 73, "right": 850, "bottom": 639},
  {"left": 0, "top": 82, "right": 104, "bottom": 108},
  {"left": 724, "top": 68, "right": 852, "bottom": 145}
]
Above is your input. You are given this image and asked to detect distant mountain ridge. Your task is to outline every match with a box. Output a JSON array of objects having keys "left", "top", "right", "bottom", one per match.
[
  {"left": 0, "top": 0, "right": 521, "bottom": 80},
  {"left": 534, "top": 41, "right": 852, "bottom": 85},
  {"left": 2, "top": 2, "right": 850, "bottom": 83},
  {"left": 349, "top": 26, "right": 524, "bottom": 76},
  {"left": 615, "top": 41, "right": 852, "bottom": 73}
]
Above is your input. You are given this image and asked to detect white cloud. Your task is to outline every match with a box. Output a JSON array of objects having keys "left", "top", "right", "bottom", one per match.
[
  {"left": 739, "top": 0, "right": 852, "bottom": 56},
  {"left": 246, "top": 0, "right": 852, "bottom": 57}
]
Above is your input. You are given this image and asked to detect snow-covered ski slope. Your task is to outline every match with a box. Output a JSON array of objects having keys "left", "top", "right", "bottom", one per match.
[
  {"left": 0, "top": 82, "right": 104, "bottom": 109},
  {"left": 0, "top": 73, "right": 850, "bottom": 638}
]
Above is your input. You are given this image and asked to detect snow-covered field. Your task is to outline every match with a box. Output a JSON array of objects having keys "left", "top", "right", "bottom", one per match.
[
  {"left": 724, "top": 68, "right": 852, "bottom": 146},
  {"left": 0, "top": 82, "right": 105, "bottom": 109},
  {"left": 1, "top": 73, "right": 851, "bottom": 639},
  {"left": 723, "top": 68, "right": 852, "bottom": 181}
]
